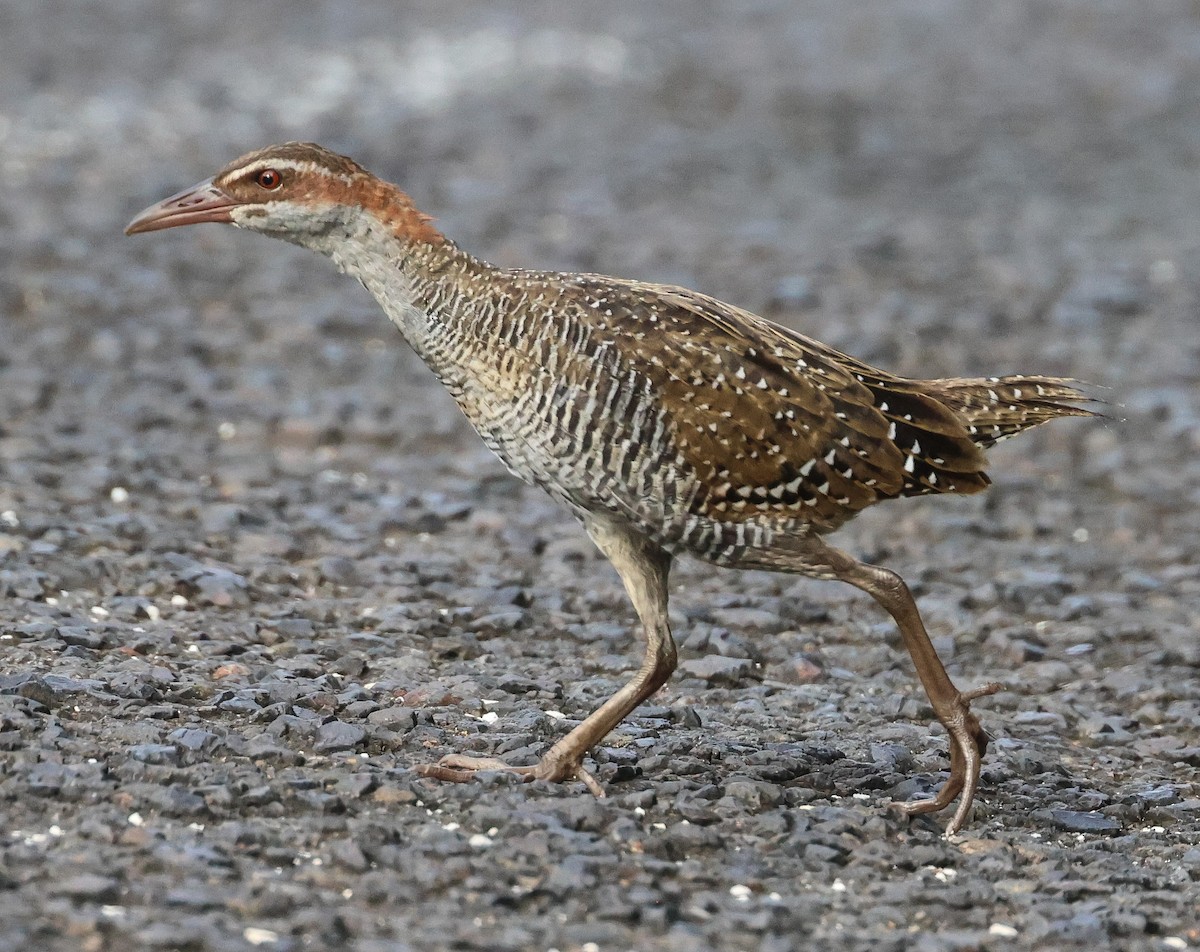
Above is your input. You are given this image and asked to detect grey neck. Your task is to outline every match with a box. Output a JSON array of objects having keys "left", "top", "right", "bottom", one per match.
[
  {"left": 295, "top": 209, "right": 468, "bottom": 353},
  {"left": 295, "top": 209, "right": 496, "bottom": 385}
]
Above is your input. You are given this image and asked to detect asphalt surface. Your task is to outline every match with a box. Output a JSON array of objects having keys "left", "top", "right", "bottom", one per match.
[{"left": 1, "top": 2, "right": 1198, "bottom": 950}]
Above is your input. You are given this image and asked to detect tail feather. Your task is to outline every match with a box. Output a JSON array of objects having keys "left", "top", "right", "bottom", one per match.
[{"left": 928, "top": 375, "right": 1099, "bottom": 448}]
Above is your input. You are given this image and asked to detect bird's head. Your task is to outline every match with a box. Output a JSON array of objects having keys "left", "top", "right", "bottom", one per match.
[{"left": 125, "top": 142, "right": 441, "bottom": 246}]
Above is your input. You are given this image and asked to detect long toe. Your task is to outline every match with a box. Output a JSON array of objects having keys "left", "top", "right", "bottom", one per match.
[
  {"left": 415, "top": 752, "right": 607, "bottom": 796},
  {"left": 941, "top": 725, "right": 987, "bottom": 835},
  {"left": 415, "top": 754, "right": 538, "bottom": 784},
  {"left": 894, "top": 684, "right": 994, "bottom": 832},
  {"left": 894, "top": 771, "right": 965, "bottom": 819}
]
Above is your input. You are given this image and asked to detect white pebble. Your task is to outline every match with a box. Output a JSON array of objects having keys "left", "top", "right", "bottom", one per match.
[
  {"left": 218, "top": 421, "right": 237, "bottom": 440},
  {"left": 468, "top": 833, "right": 493, "bottom": 847},
  {"left": 243, "top": 927, "right": 279, "bottom": 945},
  {"left": 988, "top": 923, "right": 1019, "bottom": 938},
  {"left": 127, "top": 812, "right": 144, "bottom": 827},
  {"left": 479, "top": 711, "right": 499, "bottom": 724},
  {"left": 1163, "top": 939, "right": 1188, "bottom": 951},
  {"left": 170, "top": 594, "right": 189, "bottom": 607},
  {"left": 729, "top": 884, "right": 752, "bottom": 901},
  {"left": 109, "top": 486, "right": 129, "bottom": 503}
]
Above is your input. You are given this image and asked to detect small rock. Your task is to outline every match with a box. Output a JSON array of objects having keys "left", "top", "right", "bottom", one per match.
[
  {"left": 241, "top": 785, "right": 277, "bottom": 806},
  {"left": 51, "top": 873, "right": 120, "bottom": 902},
  {"left": 314, "top": 720, "right": 366, "bottom": 753},
  {"left": 56, "top": 626, "right": 109, "bottom": 649},
  {"left": 869, "top": 743, "right": 911, "bottom": 770},
  {"left": 165, "top": 553, "right": 250, "bottom": 608},
  {"left": 341, "top": 699, "right": 380, "bottom": 719},
  {"left": 1013, "top": 710, "right": 1068, "bottom": 730},
  {"left": 678, "top": 655, "right": 754, "bottom": 684},
  {"left": 776, "top": 653, "right": 825, "bottom": 684},
  {"left": 331, "top": 838, "right": 369, "bottom": 871},
  {"left": 129, "top": 743, "right": 180, "bottom": 766},
  {"left": 708, "top": 607, "right": 780, "bottom": 635},
  {"left": 366, "top": 706, "right": 417, "bottom": 731},
  {"left": 1037, "top": 809, "right": 1121, "bottom": 833},
  {"left": 317, "top": 555, "right": 359, "bottom": 586},
  {"left": 683, "top": 625, "right": 757, "bottom": 660},
  {"left": 18, "top": 675, "right": 105, "bottom": 707},
  {"left": 168, "top": 728, "right": 221, "bottom": 753},
  {"left": 723, "top": 779, "right": 784, "bottom": 810},
  {"left": 471, "top": 609, "right": 530, "bottom": 632},
  {"left": 1135, "top": 784, "right": 1181, "bottom": 806},
  {"left": 335, "top": 772, "right": 378, "bottom": 799},
  {"left": 270, "top": 618, "right": 316, "bottom": 639}
]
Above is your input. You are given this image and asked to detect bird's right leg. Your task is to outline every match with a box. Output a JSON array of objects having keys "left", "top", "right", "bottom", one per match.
[{"left": 417, "top": 517, "right": 677, "bottom": 797}]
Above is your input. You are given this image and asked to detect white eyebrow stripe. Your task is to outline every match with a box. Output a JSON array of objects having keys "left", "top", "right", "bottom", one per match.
[{"left": 225, "top": 158, "right": 354, "bottom": 185}]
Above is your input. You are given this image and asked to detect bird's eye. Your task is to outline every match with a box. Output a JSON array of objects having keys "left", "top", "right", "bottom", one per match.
[{"left": 255, "top": 168, "right": 283, "bottom": 190}]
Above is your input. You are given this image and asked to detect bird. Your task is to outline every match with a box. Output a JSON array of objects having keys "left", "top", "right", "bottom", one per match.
[{"left": 126, "top": 142, "right": 1096, "bottom": 834}]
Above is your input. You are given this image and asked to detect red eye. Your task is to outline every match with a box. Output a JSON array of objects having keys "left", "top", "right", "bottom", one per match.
[{"left": 255, "top": 168, "right": 282, "bottom": 190}]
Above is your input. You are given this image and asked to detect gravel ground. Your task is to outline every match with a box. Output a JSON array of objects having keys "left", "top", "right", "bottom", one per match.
[{"left": 2, "top": 2, "right": 1199, "bottom": 950}]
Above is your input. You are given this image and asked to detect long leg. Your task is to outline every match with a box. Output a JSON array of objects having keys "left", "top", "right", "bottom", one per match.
[
  {"left": 746, "top": 539, "right": 999, "bottom": 835},
  {"left": 416, "top": 516, "right": 677, "bottom": 796}
]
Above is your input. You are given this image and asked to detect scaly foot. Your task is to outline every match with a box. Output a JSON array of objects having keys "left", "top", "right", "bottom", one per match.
[
  {"left": 415, "top": 752, "right": 606, "bottom": 797},
  {"left": 892, "top": 681, "right": 1002, "bottom": 835}
]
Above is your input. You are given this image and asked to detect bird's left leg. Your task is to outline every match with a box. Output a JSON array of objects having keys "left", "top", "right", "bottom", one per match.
[
  {"left": 417, "top": 517, "right": 676, "bottom": 796},
  {"left": 740, "top": 539, "right": 1000, "bottom": 834},
  {"left": 820, "top": 542, "right": 1000, "bottom": 834}
]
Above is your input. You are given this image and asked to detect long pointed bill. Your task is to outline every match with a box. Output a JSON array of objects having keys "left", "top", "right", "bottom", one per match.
[{"left": 125, "top": 179, "right": 240, "bottom": 235}]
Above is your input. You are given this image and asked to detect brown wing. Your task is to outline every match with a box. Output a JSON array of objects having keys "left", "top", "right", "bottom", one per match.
[{"left": 582, "top": 279, "right": 990, "bottom": 531}]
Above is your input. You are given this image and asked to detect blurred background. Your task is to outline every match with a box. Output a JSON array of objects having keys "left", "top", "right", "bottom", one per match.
[
  {"left": 2, "top": 2, "right": 1199, "bottom": 950},
  {"left": 4, "top": 0, "right": 1197, "bottom": 582},
  {"left": 5, "top": 1, "right": 1198, "bottom": 487}
]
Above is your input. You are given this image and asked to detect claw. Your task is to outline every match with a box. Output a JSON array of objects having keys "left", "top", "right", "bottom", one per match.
[{"left": 572, "top": 763, "right": 606, "bottom": 798}]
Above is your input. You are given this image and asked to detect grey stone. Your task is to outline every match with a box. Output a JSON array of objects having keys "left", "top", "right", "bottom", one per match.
[
  {"left": 314, "top": 720, "right": 367, "bottom": 753},
  {"left": 677, "top": 655, "right": 755, "bottom": 684}
]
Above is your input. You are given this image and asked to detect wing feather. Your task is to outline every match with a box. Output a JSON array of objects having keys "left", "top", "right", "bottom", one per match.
[{"left": 577, "top": 279, "right": 990, "bottom": 530}]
